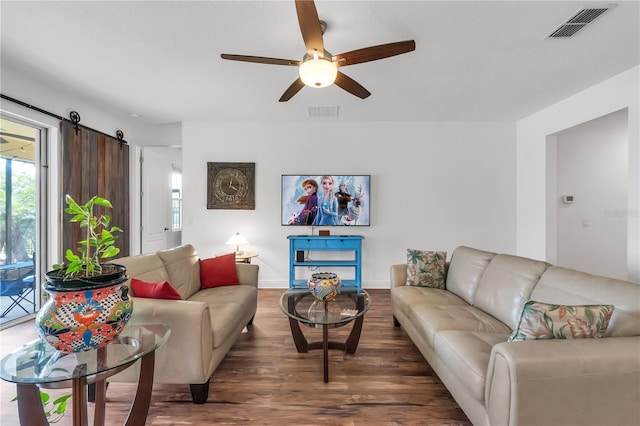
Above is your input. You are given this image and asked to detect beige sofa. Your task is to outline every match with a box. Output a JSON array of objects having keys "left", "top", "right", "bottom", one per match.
[
  {"left": 111, "top": 244, "right": 258, "bottom": 403},
  {"left": 391, "top": 246, "right": 640, "bottom": 426}
]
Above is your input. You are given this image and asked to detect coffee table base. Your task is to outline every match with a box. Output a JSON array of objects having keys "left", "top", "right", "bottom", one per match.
[{"left": 287, "top": 295, "right": 366, "bottom": 383}]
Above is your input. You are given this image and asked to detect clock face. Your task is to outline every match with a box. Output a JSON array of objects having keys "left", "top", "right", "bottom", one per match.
[
  {"left": 207, "top": 162, "right": 255, "bottom": 210},
  {"left": 213, "top": 168, "right": 248, "bottom": 202}
]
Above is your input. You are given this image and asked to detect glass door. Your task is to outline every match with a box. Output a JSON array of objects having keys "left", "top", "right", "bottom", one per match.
[{"left": 0, "top": 116, "right": 42, "bottom": 327}]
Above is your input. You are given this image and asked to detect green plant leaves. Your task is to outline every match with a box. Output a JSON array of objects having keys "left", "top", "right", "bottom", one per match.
[{"left": 56, "top": 195, "right": 123, "bottom": 279}]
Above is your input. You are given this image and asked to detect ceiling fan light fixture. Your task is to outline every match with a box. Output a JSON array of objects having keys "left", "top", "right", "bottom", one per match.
[{"left": 299, "top": 54, "right": 337, "bottom": 88}]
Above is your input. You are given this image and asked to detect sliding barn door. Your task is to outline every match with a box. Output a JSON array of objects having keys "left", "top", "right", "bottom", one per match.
[{"left": 60, "top": 121, "right": 130, "bottom": 260}]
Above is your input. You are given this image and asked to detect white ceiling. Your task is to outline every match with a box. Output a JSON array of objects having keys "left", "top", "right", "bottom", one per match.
[{"left": 1, "top": 1, "right": 638, "bottom": 125}]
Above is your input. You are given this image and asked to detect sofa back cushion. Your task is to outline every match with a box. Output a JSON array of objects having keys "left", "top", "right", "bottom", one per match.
[
  {"left": 531, "top": 266, "right": 640, "bottom": 337},
  {"left": 156, "top": 244, "right": 201, "bottom": 299},
  {"left": 114, "top": 252, "right": 170, "bottom": 293},
  {"left": 473, "top": 254, "right": 549, "bottom": 329},
  {"left": 445, "top": 246, "right": 497, "bottom": 304}
]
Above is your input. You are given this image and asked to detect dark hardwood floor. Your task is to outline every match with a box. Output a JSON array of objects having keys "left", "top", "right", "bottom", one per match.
[{"left": 0, "top": 289, "right": 471, "bottom": 425}]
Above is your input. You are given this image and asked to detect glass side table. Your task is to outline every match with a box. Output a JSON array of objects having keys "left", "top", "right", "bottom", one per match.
[
  {"left": 279, "top": 288, "right": 371, "bottom": 383},
  {"left": 0, "top": 321, "right": 170, "bottom": 426}
]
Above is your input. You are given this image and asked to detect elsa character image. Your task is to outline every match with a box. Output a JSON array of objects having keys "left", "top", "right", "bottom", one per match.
[{"left": 313, "top": 175, "right": 339, "bottom": 226}]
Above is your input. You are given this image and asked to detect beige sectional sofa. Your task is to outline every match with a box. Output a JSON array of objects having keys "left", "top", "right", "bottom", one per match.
[
  {"left": 391, "top": 246, "right": 640, "bottom": 426},
  {"left": 111, "top": 244, "right": 258, "bottom": 403}
]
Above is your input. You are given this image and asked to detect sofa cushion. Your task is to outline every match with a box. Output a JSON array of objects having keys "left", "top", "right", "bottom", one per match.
[
  {"left": 114, "top": 252, "right": 172, "bottom": 292},
  {"left": 200, "top": 253, "right": 240, "bottom": 288},
  {"left": 391, "top": 286, "right": 467, "bottom": 319},
  {"left": 189, "top": 284, "right": 258, "bottom": 348},
  {"left": 445, "top": 246, "right": 496, "bottom": 304},
  {"left": 409, "top": 304, "right": 511, "bottom": 347},
  {"left": 406, "top": 249, "right": 447, "bottom": 288},
  {"left": 434, "top": 331, "right": 510, "bottom": 402},
  {"left": 473, "top": 254, "right": 549, "bottom": 330},
  {"left": 130, "top": 278, "right": 182, "bottom": 300},
  {"left": 157, "top": 244, "right": 202, "bottom": 299},
  {"left": 509, "top": 300, "right": 615, "bottom": 341},
  {"left": 531, "top": 266, "right": 640, "bottom": 337}
]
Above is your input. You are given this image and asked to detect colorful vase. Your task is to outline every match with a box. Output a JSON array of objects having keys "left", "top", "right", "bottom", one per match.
[
  {"left": 36, "top": 265, "right": 133, "bottom": 353},
  {"left": 308, "top": 272, "right": 341, "bottom": 301}
]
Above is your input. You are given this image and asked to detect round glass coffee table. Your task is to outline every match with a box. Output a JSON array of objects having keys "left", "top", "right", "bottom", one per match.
[
  {"left": 0, "top": 321, "right": 170, "bottom": 426},
  {"left": 279, "top": 288, "right": 371, "bottom": 383}
]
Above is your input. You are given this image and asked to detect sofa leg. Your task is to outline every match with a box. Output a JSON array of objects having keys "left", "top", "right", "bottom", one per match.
[
  {"left": 190, "top": 381, "right": 210, "bottom": 404},
  {"left": 247, "top": 315, "right": 255, "bottom": 327},
  {"left": 393, "top": 315, "right": 401, "bottom": 328}
]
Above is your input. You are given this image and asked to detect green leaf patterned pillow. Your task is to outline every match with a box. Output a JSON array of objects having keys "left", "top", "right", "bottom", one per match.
[
  {"left": 509, "top": 300, "right": 615, "bottom": 342},
  {"left": 406, "top": 249, "right": 447, "bottom": 289}
]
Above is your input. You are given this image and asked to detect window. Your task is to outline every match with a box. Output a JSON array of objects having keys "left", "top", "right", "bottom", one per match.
[
  {"left": 0, "top": 115, "right": 45, "bottom": 326},
  {"left": 171, "top": 170, "right": 182, "bottom": 231}
]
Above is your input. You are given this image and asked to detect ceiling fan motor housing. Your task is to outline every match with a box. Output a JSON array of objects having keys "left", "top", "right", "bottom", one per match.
[{"left": 299, "top": 50, "right": 337, "bottom": 87}]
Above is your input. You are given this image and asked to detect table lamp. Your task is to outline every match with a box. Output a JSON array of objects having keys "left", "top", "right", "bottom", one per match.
[{"left": 226, "top": 232, "right": 249, "bottom": 255}]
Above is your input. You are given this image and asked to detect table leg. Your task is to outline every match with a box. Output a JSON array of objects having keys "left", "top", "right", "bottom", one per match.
[
  {"left": 72, "top": 376, "right": 88, "bottom": 426},
  {"left": 16, "top": 383, "right": 48, "bottom": 426},
  {"left": 288, "top": 295, "right": 308, "bottom": 353},
  {"left": 123, "top": 351, "right": 155, "bottom": 426},
  {"left": 92, "top": 380, "right": 107, "bottom": 426},
  {"left": 345, "top": 295, "right": 366, "bottom": 354},
  {"left": 323, "top": 324, "right": 329, "bottom": 383},
  {"left": 92, "top": 345, "right": 108, "bottom": 426}
]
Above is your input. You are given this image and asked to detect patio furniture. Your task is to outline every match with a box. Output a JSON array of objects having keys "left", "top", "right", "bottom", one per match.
[{"left": 0, "top": 261, "right": 35, "bottom": 318}]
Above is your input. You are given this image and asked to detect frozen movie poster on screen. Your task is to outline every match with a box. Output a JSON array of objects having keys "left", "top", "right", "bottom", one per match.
[{"left": 281, "top": 175, "right": 370, "bottom": 226}]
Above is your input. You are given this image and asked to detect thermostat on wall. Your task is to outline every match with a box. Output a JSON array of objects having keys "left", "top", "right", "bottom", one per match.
[{"left": 562, "top": 195, "right": 574, "bottom": 204}]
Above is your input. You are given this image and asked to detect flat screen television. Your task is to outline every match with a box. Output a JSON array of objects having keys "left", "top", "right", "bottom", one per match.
[{"left": 281, "top": 175, "right": 370, "bottom": 226}]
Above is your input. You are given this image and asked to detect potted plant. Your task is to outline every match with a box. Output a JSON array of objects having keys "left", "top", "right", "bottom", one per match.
[
  {"left": 45, "top": 195, "right": 126, "bottom": 287},
  {"left": 36, "top": 195, "right": 133, "bottom": 353}
]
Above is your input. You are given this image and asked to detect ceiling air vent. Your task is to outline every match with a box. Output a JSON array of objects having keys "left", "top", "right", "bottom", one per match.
[
  {"left": 307, "top": 105, "right": 339, "bottom": 118},
  {"left": 545, "top": 5, "right": 615, "bottom": 39}
]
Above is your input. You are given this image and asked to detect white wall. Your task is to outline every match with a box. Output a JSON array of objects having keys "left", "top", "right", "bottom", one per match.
[
  {"left": 551, "top": 110, "right": 628, "bottom": 279},
  {"left": 517, "top": 66, "right": 640, "bottom": 282},
  {"left": 182, "top": 121, "right": 516, "bottom": 288},
  {"left": 1, "top": 65, "right": 172, "bottom": 265}
]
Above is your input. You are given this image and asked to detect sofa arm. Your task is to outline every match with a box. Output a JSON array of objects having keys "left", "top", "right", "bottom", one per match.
[
  {"left": 390, "top": 264, "right": 407, "bottom": 288},
  {"left": 117, "top": 297, "right": 214, "bottom": 384},
  {"left": 486, "top": 337, "right": 640, "bottom": 426},
  {"left": 237, "top": 263, "right": 259, "bottom": 288}
]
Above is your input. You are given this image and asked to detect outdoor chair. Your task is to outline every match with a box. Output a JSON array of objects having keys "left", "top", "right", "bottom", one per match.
[{"left": 0, "top": 262, "right": 36, "bottom": 318}]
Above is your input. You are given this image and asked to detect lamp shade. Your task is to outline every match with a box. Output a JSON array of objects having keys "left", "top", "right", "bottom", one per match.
[
  {"left": 226, "top": 232, "right": 249, "bottom": 254},
  {"left": 299, "top": 55, "right": 337, "bottom": 88}
]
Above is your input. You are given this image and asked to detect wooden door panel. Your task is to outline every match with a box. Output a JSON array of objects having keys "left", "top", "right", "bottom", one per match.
[{"left": 61, "top": 121, "right": 130, "bottom": 262}]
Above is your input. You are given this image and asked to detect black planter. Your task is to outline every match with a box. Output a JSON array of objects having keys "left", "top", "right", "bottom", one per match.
[{"left": 44, "top": 263, "right": 128, "bottom": 291}]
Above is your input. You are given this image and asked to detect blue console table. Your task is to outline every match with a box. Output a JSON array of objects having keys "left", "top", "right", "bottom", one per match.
[{"left": 287, "top": 235, "right": 364, "bottom": 290}]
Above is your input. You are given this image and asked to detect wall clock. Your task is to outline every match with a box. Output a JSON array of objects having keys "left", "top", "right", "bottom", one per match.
[{"left": 207, "top": 162, "right": 255, "bottom": 210}]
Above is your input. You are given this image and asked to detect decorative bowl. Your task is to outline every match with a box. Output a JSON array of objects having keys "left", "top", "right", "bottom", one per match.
[{"left": 308, "top": 272, "right": 341, "bottom": 301}]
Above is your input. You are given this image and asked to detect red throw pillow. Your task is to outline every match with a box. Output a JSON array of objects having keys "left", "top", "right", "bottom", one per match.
[
  {"left": 200, "top": 253, "right": 240, "bottom": 288},
  {"left": 131, "top": 278, "right": 182, "bottom": 300}
]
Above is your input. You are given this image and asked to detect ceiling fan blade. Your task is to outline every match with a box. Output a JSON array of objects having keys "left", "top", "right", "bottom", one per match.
[
  {"left": 221, "top": 54, "right": 300, "bottom": 66},
  {"left": 279, "top": 78, "right": 305, "bottom": 102},
  {"left": 332, "top": 40, "right": 416, "bottom": 67},
  {"left": 334, "top": 72, "right": 371, "bottom": 99},
  {"left": 295, "top": 0, "right": 324, "bottom": 55}
]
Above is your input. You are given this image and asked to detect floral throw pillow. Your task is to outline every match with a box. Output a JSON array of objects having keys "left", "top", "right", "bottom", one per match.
[
  {"left": 406, "top": 249, "right": 447, "bottom": 289},
  {"left": 509, "top": 300, "right": 615, "bottom": 342}
]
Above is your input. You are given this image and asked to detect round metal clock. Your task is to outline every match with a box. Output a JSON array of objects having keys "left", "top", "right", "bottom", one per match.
[{"left": 213, "top": 167, "right": 248, "bottom": 202}]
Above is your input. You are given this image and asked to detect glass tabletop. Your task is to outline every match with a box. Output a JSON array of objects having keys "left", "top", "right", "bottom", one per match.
[
  {"left": 0, "top": 321, "right": 170, "bottom": 386},
  {"left": 280, "top": 288, "right": 371, "bottom": 328}
]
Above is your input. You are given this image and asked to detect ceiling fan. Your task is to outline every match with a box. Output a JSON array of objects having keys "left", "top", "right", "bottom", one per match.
[{"left": 220, "top": 0, "right": 416, "bottom": 102}]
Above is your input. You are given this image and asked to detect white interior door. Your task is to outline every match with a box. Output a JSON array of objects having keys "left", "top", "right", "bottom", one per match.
[{"left": 141, "top": 148, "right": 172, "bottom": 253}]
